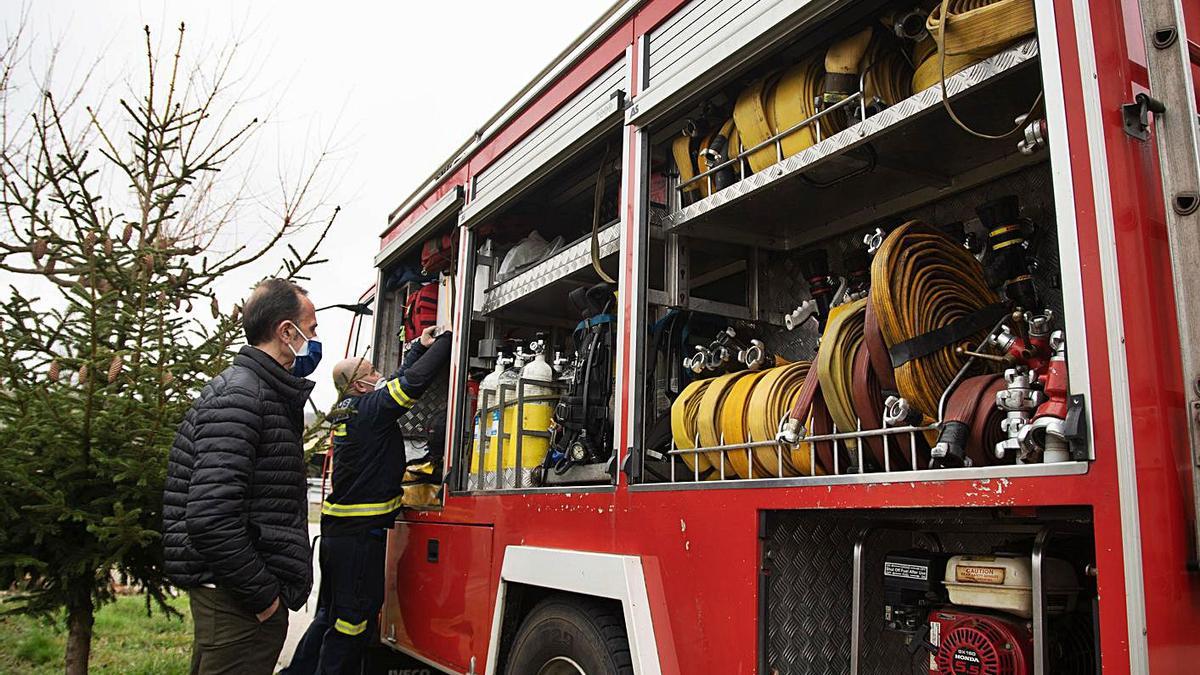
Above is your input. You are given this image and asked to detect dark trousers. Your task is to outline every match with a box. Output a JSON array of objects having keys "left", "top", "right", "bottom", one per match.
[
  {"left": 280, "top": 531, "right": 386, "bottom": 675},
  {"left": 189, "top": 586, "right": 288, "bottom": 675}
]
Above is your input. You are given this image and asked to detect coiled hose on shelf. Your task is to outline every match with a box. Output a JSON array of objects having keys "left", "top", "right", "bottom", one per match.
[{"left": 868, "top": 221, "right": 1003, "bottom": 420}]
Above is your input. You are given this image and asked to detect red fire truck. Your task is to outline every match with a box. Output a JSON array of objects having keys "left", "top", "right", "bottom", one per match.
[{"left": 347, "top": 0, "right": 1200, "bottom": 672}]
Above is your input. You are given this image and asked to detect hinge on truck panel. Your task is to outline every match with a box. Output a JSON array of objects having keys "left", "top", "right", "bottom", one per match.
[{"left": 1122, "top": 92, "right": 1167, "bottom": 141}]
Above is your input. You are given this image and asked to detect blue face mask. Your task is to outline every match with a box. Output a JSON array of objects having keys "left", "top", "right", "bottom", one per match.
[{"left": 285, "top": 322, "right": 322, "bottom": 378}]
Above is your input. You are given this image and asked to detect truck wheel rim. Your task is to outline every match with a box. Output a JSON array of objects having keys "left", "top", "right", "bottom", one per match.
[{"left": 537, "top": 655, "right": 586, "bottom": 675}]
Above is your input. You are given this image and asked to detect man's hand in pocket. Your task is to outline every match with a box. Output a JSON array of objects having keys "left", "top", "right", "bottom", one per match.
[{"left": 256, "top": 597, "right": 281, "bottom": 623}]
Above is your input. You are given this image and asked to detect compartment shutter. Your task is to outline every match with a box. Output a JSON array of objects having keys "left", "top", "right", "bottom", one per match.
[{"left": 461, "top": 57, "right": 626, "bottom": 228}]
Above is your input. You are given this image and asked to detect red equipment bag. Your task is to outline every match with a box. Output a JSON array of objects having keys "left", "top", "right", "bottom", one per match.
[
  {"left": 402, "top": 283, "right": 439, "bottom": 343},
  {"left": 420, "top": 232, "right": 457, "bottom": 274}
]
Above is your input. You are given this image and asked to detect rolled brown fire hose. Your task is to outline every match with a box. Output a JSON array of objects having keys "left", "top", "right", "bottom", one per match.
[
  {"left": 858, "top": 302, "right": 930, "bottom": 470},
  {"left": 935, "top": 372, "right": 1008, "bottom": 467},
  {"left": 869, "top": 221, "right": 1004, "bottom": 420}
]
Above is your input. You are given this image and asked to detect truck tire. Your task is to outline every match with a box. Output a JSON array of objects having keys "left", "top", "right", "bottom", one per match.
[{"left": 503, "top": 594, "right": 634, "bottom": 675}]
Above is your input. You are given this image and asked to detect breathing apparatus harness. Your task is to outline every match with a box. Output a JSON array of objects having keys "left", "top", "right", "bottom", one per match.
[{"left": 546, "top": 283, "right": 617, "bottom": 475}]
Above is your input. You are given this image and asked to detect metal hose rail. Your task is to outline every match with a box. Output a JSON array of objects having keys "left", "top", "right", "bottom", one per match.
[{"left": 869, "top": 221, "right": 1003, "bottom": 419}]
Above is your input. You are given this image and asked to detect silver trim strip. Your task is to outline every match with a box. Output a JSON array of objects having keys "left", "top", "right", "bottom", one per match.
[
  {"left": 631, "top": 460, "right": 1089, "bottom": 492},
  {"left": 387, "top": 0, "right": 641, "bottom": 230},
  {"left": 616, "top": 42, "right": 640, "bottom": 473},
  {"left": 1035, "top": 0, "right": 1093, "bottom": 428},
  {"left": 1071, "top": 0, "right": 1150, "bottom": 668},
  {"left": 375, "top": 186, "right": 463, "bottom": 268},
  {"left": 454, "top": 485, "right": 616, "bottom": 497}
]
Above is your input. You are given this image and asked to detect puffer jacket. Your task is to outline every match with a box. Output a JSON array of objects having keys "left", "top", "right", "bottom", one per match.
[{"left": 162, "top": 346, "right": 315, "bottom": 613}]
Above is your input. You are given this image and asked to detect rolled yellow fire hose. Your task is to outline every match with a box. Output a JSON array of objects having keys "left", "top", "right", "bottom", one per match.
[
  {"left": 672, "top": 134, "right": 702, "bottom": 197},
  {"left": 822, "top": 26, "right": 874, "bottom": 135},
  {"left": 816, "top": 299, "right": 868, "bottom": 445},
  {"left": 697, "top": 117, "right": 740, "bottom": 188},
  {"left": 734, "top": 73, "right": 782, "bottom": 174},
  {"left": 719, "top": 369, "right": 771, "bottom": 478},
  {"left": 696, "top": 370, "right": 752, "bottom": 474},
  {"left": 747, "top": 361, "right": 819, "bottom": 477},
  {"left": 671, "top": 378, "right": 714, "bottom": 475},
  {"left": 926, "top": 0, "right": 1036, "bottom": 57},
  {"left": 918, "top": 0, "right": 1042, "bottom": 138},
  {"left": 862, "top": 37, "right": 914, "bottom": 107},
  {"left": 768, "top": 59, "right": 824, "bottom": 157},
  {"left": 869, "top": 221, "right": 1002, "bottom": 419}
]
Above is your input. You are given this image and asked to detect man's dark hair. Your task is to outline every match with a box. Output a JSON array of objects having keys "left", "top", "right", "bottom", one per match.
[{"left": 242, "top": 278, "right": 308, "bottom": 345}]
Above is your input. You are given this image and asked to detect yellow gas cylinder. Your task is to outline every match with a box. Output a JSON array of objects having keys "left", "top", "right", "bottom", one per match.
[
  {"left": 497, "top": 344, "right": 557, "bottom": 484},
  {"left": 469, "top": 359, "right": 506, "bottom": 487}
]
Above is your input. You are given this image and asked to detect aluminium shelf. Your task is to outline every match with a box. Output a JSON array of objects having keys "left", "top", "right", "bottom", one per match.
[
  {"left": 660, "top": 38, "right": 1042, "bottom": 245},
  {"left": 481, "top": 221, "right": 621, "bottom": 314}
]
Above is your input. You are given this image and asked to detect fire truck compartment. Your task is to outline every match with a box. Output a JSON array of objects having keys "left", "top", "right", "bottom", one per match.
[
  {"left": 760, "top": 507, "right": 1097, "bottom": 674},
  {"left": 453, "top": 125, "right": 625, "bottom": 493},
  {"left": 381, "top": 521, "right": 495, "bottom": 672},
  {"left": 633, "top": 0, "right": 1086, "bottom": 489}
]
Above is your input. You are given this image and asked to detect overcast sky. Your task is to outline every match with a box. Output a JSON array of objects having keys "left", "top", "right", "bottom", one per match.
[{"left": 0, "top": 0, "right": 613, "bottom": 408}]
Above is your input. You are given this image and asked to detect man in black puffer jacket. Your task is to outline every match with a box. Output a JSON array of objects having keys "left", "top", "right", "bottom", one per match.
[{"left": 163, "top": 278, "right": 321, "bottom": 675}]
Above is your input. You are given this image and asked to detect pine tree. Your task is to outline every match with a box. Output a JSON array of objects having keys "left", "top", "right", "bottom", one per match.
[{"left": 0, "top": 24, "right": 335, "bottom": 674}]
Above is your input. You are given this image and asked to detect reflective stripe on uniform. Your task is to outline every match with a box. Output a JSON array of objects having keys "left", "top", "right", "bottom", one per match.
[
  {"left": 334, "top": 618, "right": 367, "bottom": 636},
  {"left": 333, "top": 423, "right": 347, "bottom": 437},
  {"left": 321, "top": 493, "right": 405, "bottom": 517},
  {"left": 386, "top": 379, "right": 414, "bottom": 408}
]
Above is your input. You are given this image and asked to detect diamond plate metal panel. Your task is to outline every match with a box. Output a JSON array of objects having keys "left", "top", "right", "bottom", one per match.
[
  {"left": 481, "top": 223, "right": 620, "bottom": 314},
  {"left": 399, "top": 374, "right": 449, "bottom": 442},
  {"left": 661, "top": 39, "right": 1040, "bottom": 230},
  {"left": 759, "top": 249, "right": 821, "bottom": 362},
  {"left": 465, "top": 467, "right": 537, "bottom": 491},
  {"left": 764, "top": 510, "right": 1080, "bottom": 674},
  {"left": 765, "top": 516, "right": 856, "bottom": 674}
]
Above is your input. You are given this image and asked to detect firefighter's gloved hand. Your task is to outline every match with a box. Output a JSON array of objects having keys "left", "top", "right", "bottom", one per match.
[
  {"left": 419, "top": 325, "right": 438, "bottom": 348},
  {"left": 400, "top": 333, "right": 452, "bottom": 397}
]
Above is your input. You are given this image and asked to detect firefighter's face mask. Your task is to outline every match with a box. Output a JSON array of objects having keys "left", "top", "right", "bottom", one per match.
[
  {"left": 351, "top": 370, "right": 384, "bottom": 395},
  {"left": 284, "top": 321, "right": 322, "bottom": 377}
]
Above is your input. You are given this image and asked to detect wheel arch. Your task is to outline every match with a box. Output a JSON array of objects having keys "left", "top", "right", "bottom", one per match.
[{"left": 484, "top": 546, "right": 663, "bottom": 675}]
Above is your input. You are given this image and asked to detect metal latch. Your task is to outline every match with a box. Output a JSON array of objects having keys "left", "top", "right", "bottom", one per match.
[
  {"left": 1122, "top": 92, "right": 1167, "bottom": 141},
  {"left": 1063, "top": 394, "right": 1090, "bottom": 461}
]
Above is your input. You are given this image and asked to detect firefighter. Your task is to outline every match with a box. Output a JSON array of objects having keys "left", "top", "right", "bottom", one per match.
[{"left": 280, "top": 326, "right": 451, "bottom": 674}]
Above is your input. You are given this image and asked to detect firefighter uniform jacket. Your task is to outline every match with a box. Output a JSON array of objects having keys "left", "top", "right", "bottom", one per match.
[{"left": 320, "top": 335, "right": 451, "bottom": 535}]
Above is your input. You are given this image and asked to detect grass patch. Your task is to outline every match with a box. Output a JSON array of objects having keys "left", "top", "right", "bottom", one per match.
[{"left": 0, "top": 594, "right": 192, "bottom": 675}]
